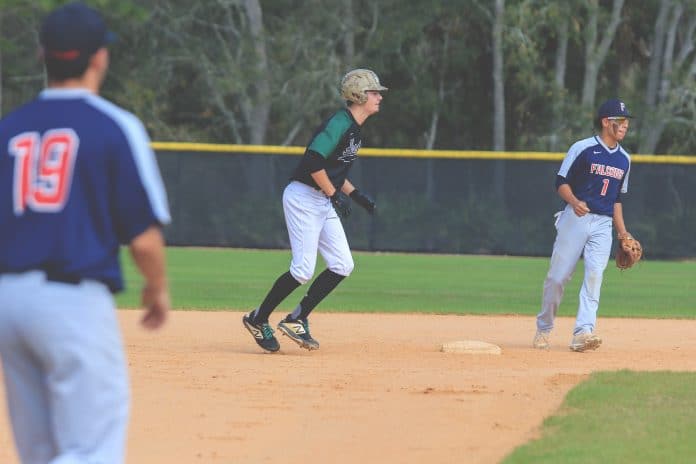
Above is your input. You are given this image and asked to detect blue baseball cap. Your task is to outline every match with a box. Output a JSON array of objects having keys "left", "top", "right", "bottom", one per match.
[
  {"left": 40, "top": 2, "right": 115, "bottom": 64},
  {"left": 597, "top": 98, "right": 632, "bottom": 119}
]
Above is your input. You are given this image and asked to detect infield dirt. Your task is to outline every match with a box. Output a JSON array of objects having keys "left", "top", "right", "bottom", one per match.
[{"left": 2, "top": 311, "right": 696, "bottom": 463}]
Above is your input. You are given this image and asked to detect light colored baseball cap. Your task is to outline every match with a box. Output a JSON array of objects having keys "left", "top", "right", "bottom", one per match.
[{"left": 340, "top": 69, "right": 388, "bottom": 104}]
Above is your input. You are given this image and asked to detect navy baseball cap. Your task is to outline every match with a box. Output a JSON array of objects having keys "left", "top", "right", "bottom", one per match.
[
  {"left": 40, "top": 2, "right": 115, "bottom": 65},
  {"left": 597, "top": 98, "right": 632, "bottom": 119}
]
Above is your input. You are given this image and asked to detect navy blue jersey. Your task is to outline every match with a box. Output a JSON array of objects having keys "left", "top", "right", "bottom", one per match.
[
  {"left": 557, "top": 136, "right": 631, "bottom": 217},
  {"left": 0, "top": 88, "right": 170, "bottom": 292}
]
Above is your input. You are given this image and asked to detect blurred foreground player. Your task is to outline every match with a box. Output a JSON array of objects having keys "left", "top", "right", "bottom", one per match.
[{"left": 0, "top": 3, "right": 171, "bottom": 462}]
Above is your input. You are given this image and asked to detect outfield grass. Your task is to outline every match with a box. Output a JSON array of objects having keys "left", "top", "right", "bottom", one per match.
[
  {"left": 502, "top": 371, "right": 696, "bottom": 463},
  {"left": 116, "top": 247, "right": 696, "bottom": 318}
]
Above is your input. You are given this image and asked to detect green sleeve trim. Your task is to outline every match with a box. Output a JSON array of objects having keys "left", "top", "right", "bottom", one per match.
[{"left": 308, "top": 111, "right": 352, "bottom": 159}]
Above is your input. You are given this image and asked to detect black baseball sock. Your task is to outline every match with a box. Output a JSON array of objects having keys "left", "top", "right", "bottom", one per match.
[
  {"left": 289, "top": 269, "right": 346, "bottom": 320},
  {"left": 252, "top": 271, "right": 301, "bottom": 323}
]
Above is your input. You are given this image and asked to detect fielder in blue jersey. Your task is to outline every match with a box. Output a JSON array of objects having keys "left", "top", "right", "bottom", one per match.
[
  {"left": 533, "top": 98, "right": 634, "bottom": 352},
  {"left": 0, "top": 3, "right": 171, "bottom": 463}
]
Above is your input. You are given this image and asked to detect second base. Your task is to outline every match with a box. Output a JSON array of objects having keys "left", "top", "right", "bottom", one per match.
[{"left": 441, "top": 340, "right": 502, "bottom": 355}]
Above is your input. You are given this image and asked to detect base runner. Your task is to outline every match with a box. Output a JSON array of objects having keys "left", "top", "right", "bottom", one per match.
[{"left": 242, "top": 69, "right": 387, "bottom": 352}]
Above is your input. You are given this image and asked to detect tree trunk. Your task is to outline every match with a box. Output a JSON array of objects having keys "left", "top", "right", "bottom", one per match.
[
  {"left": 243, "top": 0, "right": 271, "bottom": 145},
  {"left": 659, "top": 2, "right": 682, "bottom": 101},
  {"left": 492, "top": 0, "right": 506, "bottom": 200},
  {"left": 554, "top": 16, "right": 568, "bottom": 90},
  {"left": 639, "top": 1, "right": 687, "bottom": 155},
  {"left": 644, "top": 1, "right": 671, "bottom": 108},
  {"left": 242, "top": 0, "right": 275, "bottom": 194},
  {"left": 581, "top": 0, "right": 624, "bottom": 109},
  {"left": 424, "top": 28, "right": 450, "bottom": 202},
  {"left": 549, "top": 15, "right": 569, "bottom": 152},
  {"left": 492, "top": 0, "right": 505, "bottom": 151},
  {"left": 342, "top": 0, "right": 355, "bottom": 66}
]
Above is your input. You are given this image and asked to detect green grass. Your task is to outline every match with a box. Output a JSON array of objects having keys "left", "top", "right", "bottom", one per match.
[
  {"left": 116, "top": 247, "right": 696, "bottom": 317},
  {"left": 502, "top": 371, "right": 696, "bottom": 464}
]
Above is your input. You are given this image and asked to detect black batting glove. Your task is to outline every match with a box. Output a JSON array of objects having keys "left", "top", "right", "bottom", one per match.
[
  {"left": 330, "top": 191, "right": 351, "bottom": 218},
  {"left": 350, "top": 189, "right": 376, "bottom": 214}
]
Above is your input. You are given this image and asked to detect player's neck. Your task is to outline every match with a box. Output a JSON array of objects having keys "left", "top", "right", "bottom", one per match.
[
  {"left": 47, "top": 68, "right": 103, "bottom": 94},
  {"left": 599, "top": 132, "right": 619, "bottom": 150},
  {"left": 347, "top": 105, "right": 370, "bottom": 126},
  {"left": 48, "top": 80, "right": 98, "bottom": 94}
]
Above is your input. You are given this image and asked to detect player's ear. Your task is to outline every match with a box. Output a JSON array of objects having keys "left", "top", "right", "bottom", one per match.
[
  {"left": 90, "top": 48, "right": 109, "bottom": 72},
  {"left": 89, "top": 48, "right": 110, "bottom": 84}
]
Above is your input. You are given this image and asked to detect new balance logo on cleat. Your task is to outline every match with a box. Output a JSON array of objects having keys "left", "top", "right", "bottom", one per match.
[
  {"left": 277, "top": 317, "right": 320, "bottom": 351},
  {"left": 242, "top": 313, "right": 280, "bottom": 352},
  {"left": 284, "top": 321, "right": 306, "bottom": 335}
]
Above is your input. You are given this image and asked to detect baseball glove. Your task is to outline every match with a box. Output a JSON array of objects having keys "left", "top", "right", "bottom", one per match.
[
  {"left": 330, "top": 191, "right": 351, "bottom": 218},
  {"left": 615, "top": 234, "right": 642, "bottom": 270}
]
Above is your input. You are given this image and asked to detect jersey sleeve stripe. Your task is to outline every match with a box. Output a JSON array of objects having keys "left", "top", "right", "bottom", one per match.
[
  {"left": 85, "top": 95, "right": 171, "bottom": 224},
  {"left": 619, "top": 147, "right": 631, "bottom": 193},
  {"left": 557, "top": 137, "right": 596, "bottom": 177}
]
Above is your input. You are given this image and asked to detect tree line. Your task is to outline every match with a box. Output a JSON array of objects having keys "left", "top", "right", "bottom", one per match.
[{"left": 1, "top": 0, "right": 695, "bottom": 156}]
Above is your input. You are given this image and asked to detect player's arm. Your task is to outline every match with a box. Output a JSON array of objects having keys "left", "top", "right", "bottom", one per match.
[
  {"left": 556, "top": 181, "right": 590, "bottom": 217},
  {"left": 310, "top": 167, "right": 338, "bottom": 196},
  {"left": 306, "top": 112, "right": 353, "bottom": 197},
  {"left": 311, "top": 168, "right": 351, "bottom": 217},
  {"left": 129, "top": 225, "right": 170, "bottom": 330},
  {"left": 556, "top": 141, "right": 591, "bottom": 217},
  {"left": 613, "top": 202, "right": 629, "bottom": 238},
  {"left": 110, "top": 113, "right": 171, "bottom": 329},
  {"left": 342, "top": 179, "right": 376, "bottom": 214},
  {"left": 341, "top": 179, "right": 355, "bottom": 195}
]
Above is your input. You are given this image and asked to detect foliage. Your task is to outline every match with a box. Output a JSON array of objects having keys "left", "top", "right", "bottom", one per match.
[{"left": 1, "top": 0, "right": 694, "bottom": 154}]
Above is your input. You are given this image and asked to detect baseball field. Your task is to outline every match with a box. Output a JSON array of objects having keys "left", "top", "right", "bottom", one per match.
[{"left": 1, "top": 248, "right": 695, "bottom": 463}]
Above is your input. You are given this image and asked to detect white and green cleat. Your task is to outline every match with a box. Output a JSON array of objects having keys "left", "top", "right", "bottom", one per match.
[{"left": 277, "top": 317, "right": 320, "bottom": 350}]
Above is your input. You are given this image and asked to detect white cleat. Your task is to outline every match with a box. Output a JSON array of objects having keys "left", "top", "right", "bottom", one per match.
[
  {"left": 533, "top": 330, "right": 551, "bottom": 350},
  {"left": 569, "top": 332, "right": 602, "bottom": 352}
]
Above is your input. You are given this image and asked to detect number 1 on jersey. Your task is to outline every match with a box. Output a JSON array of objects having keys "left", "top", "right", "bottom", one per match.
[
  {"left": 600, "top": 178, "right": 610, "bottom": 196},
  {"left": 9, "top": 129, "right": 79, "bottom": 215}
]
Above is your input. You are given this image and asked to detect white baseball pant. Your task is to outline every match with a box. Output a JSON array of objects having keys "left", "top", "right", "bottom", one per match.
[
  {"left": 0, "top": 271, "right": 129, "bottom": 464},
  {"left": 283, "top": 181, "right": 354, "bottom": 284},
  {"left": 537, "top": 204, "right": 613, "bottom": 335}
]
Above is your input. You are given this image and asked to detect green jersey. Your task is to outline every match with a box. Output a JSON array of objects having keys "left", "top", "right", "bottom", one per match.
[{"left": 291, "top": 108, "right": 362, "bottom": 190}]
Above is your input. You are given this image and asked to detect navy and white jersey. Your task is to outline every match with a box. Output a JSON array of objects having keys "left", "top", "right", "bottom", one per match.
[
  {"left": 0, "top": 88, "right": 170, "bottom": 292},
  {"left": 557, "top": 136, "right": 631, "bottom": 217}
]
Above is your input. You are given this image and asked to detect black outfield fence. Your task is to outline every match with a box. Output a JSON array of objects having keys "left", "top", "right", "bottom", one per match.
[{"left": 154, "top": 144, "right": 696, "bottom": 259}]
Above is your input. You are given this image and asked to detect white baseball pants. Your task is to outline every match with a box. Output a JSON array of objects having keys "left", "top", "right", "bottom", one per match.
[
  {"left": 537, "top": 204, "right": 613, "bottom": 335},
  {"left": 283, "top": 181, "right": 354, "bottom": 284}
]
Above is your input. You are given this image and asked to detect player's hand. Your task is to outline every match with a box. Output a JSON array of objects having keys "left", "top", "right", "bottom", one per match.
[
  {"left": 571, "top": 200, "right": 590, "bottom": 217},
  {"left": 349, "top": 189, "right": 376, "bottom": 214},
  {"left": 330, "top": 191, "right": 351, "bottom": 218},
  {"left": 140, "top": 285, "right": 170, "bottom": 330}
]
